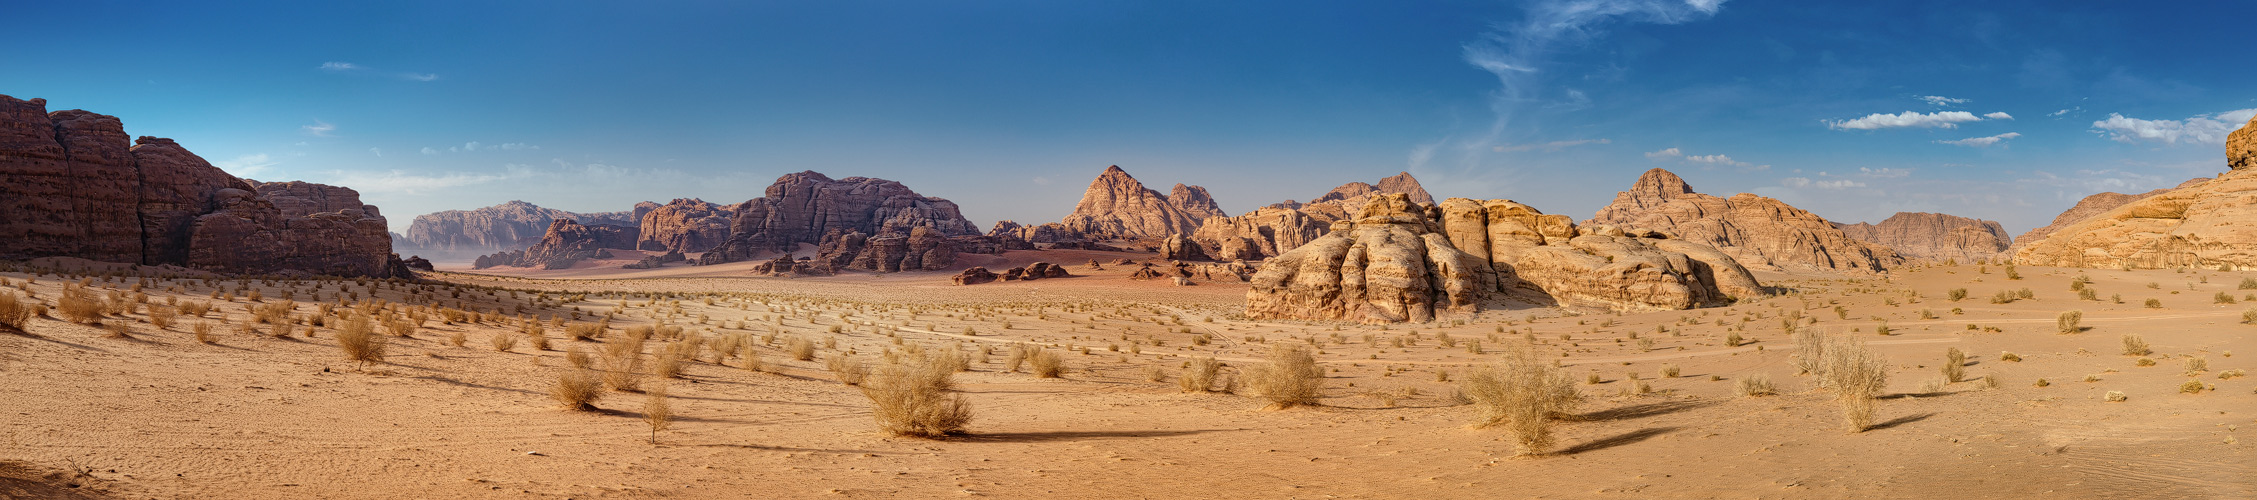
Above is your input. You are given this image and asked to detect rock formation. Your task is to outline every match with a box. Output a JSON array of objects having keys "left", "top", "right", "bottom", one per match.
[
  {"left": 402, "top": 200, "right": 649, "bottom": 255},
  {"left": 1190, "top": 207, "right": 1325, "bottom": 261},
  {"left": 0, "top": 94, "right": 403, "bottom": 277},
  {"left": 1585, "top": 168, "right": 1903, "bottom": 273},
  {"left": 1160, "top": 234, "right": 1211, "bottom": 261},
  {"left": 2006, "top": 177, "right": 2212, "bottom": 256},
  {"left": 474, "top": 219, "right": 638, "bottom": 270},
  {"left": 2015, "top": 129, "right": 2257, "bottom": 270},
  {"left": 1056, "top": 165, "right": 1218, "bottom": 241},
  {"left": 2230, "top": 113, "right": 2257, "bottom": 172},
  {"left": 699, "top": 171, "right": 979, "bottom": 265},
  {"left": 635, "top": 198, "right": 734, "bottom": 253},
  {"left": 951, "top": 267, "right": 998, "bottom": 285},
  {"left": 623, "top": 250, "right": 685, "bottom": 270},
  {"left": 1246, "top": 194, "right": 1764, "bottom": 322},
  {"left": 1836, "top": 212, "right": 2012, "bottom": 263}
]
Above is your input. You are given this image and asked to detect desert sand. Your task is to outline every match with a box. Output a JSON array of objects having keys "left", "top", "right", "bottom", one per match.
[{"left": 2, "top": 254, "right": 2251, "bottom": 499}]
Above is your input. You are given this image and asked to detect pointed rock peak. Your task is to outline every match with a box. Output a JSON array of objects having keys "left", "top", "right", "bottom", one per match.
[
  {"left": 1376, "top": 172, "right": 1434, "bottom": 204},
  {"left": 1631, "top": 168, "right": 1695, "bottom": 199},
  {"left": 1104, "top": 164, "right": 1128, "bottom": 174}
]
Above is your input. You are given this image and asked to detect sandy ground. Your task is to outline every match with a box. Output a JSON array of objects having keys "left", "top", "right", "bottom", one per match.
[{"left": 1, "top": 257, "right": 2251, "bottom": 499}]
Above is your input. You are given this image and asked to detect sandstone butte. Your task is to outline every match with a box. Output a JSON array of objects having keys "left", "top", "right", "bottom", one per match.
[
  {"left": 635, "top": 198, "right": 734, "bottom": 253},
  {"left": 401, "top": 200, "right": 648, "bottom": 255},
  {"left": 0, "top": 94, "right": 405, "bottom": 277},
  {"left": 1190, "top": 171, "right": 1435, "bottom": 261},
  {"left": 1050, "top": 165, "right": 1220, "bottom": 241},
  {"left": 1835, "top": 212, "right": 2013, "bottom": 263},
  {"left": 1245, "top": 193, "right": 1764, "bottom": 323},
  {"left": 1585, "top": 168, "right": 1903, "bottom": 273},
  {"left": 698, "top": 171, "right": 982, "bottom": 265},
  {"left": 2013, "top": 114, "right": 2257, "bottom": 270}
]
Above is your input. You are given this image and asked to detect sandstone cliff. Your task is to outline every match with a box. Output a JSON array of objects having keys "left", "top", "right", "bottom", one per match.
[
  {"left": 1187, "top": 171, "right": 1432, "bottom": 259},
  {"left": 2014, "top": 127, "right": 2257, "bottom": 270},
  {"left": 1056, "top": 165, "right": 1216, "bottom": 240},
  {"left": 0, "top": 94, "right": 402, "bottom": 277},
  {"left": 474, "top": 219, "right": 639, "bottom": 270},
  {"left": 2007, "top": 177, "right": 2213, "bottom": 256},
  {"left": 1584, "top": 168, "right": 1904, "bottom": 273},
  {"left": 402, "top": 200, "right": 651, "bottom": 254},
  {"left": 635, "top": 198, "right": 733, "bottom": 253},
  {"left": 1836, "top": 212, "right": 2011, "bottom": 263},
  {"left": 2229, "top": 113, "right": 2257, "bottom": 172},
  {"left": 699, "top": 171, "right": 979, "bottom": 265}
]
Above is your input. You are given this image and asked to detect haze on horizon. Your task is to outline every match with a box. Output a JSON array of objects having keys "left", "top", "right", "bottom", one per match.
[{"left": 3, "top": 0, "right": 2251, "bottom": 235}]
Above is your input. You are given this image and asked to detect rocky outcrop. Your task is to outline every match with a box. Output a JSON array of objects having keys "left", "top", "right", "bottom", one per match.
[
  {"left": 474, "top": 219, "right": 637, "bottom": 270},
  {"left": 1246, "top": 194, "right": 1764, "bottom": 322},
  {"left": 1190, "top": 207, "right": 1325, "bottom": 261},
  {"left": 2007, "top": 178, "right": 2211, "bottom": 256},
  {"left": 1002, "top": 262, "right": 1071, "bottom": 281},
  {"left": 2014, "top": 135, "right": 2257, "bottom": 270},
  {"left": 2230, "top": 113, "right": 2257, "bottom": 172},
  {"left": 1836, "top": 212, "right": 2011, "bottom": 263},
  {"left": 1160, "top": 233, "right": 1211, "bottom": 261},
  {"left": 403, "top": 200, "right": 649, "bottom": 254},
  {"left": 1169, "top": 184, "right": 1227, "bottom": 220},
  {"left": 1056, "top": 165, "right": 1217, "bottom": 241},
  {"left": 0, "top": 95, "right": 402, "bottom": 277},
  {"left": 951, "top": 267, "right": 998, "bottom": 285},
  {"left": 1313, "top": 172, "right": 1435, "bottom": 206},
  {"left": 402, "top": 256, "right": 435, "bottom": 272},
  {"left": 699, "top": 171, "right": 978, "bottom": 265},
  {"left": 1584, "top": 168, "right": 1903, "bottom": 273},
  {"left": 635, "top": 198, "right": 733, "bottom": 253},
  {"left": 623, "top": 250, "right": 685, "bottom": 269}
]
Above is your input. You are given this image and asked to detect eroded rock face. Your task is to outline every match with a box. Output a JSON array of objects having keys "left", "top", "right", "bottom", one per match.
[
  {"left": 1057, "top": 165, "right": 1214, "bottom": 240},
  {"left": 403, "top": 200, "right": 646, "bottom": 254},
  {"left": 2229, "top": 113, "right": 2256, "bottom": 172},
  {"left": 2009, "top": 178, "right": 2213, "bottom": 257},
  {"left": 1585, "top": 168, "right": 1903, "bottom": 273},
  {"left": 2014, "top": 166, "right": 2257, "bottom": 270},
  {"left": 1160, "top": 233, "right": 1211, "bottom": 261},
  {"left": 951, "top": 267, "right": 998, "bottom": 285},
  {"left": 700, "top": 171, "right": 978, "bottom": 264},
  {"left": 476, "top": 219, "right": 636, "bottom": 269},
  {"left": 0, "top": 95, "right": 401, "bottom": 277},
  {"left": 1836, "top": 212, "right": 2012, "bottom": 263},
  {"left": 635, "top": 198, "right": 734, "bottom": 253},
  {"left": 1190, "top": 207, "right": 1324, "bottom": 261},
  {"left": 1245, "top": 194, "right": 1490, "bottom": 323}
]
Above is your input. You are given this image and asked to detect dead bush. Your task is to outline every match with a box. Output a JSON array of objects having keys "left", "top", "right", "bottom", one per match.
[
  {"left": 860, "top": 353, "right": 972, "bottom": 437},
  {"left": 1246, "top": 344, "right": 1323, "bottom": 409},
  {"left": 1181, "top": 356, "right": 1222, "bottom": 392},
  {"left": 1820, "top": 333, "right": 1889, "bottom": 432},
  {"left": 1027, "top": 347, "right": 1065, "bottom": 378},
  {"left": 336, "top": 315, "right": 385, "bottom": 365},
  {"left": 1734, "top": 373, "right": 1776, "bottom": 397},
  {"left": 0, "top": 292, "right": 31, "bottom": 331},
  {"left": 827, "top": 354, "right": 869, "bottom": 385},
  {"left": 1460, "top": 342, "right": 1580, "bottom": 455},
  {"left": 58, "top": 286, "right": 104, "bottom": 324},
  {"left": 552, "top": 368, "right": 604, "bottom": 411}
]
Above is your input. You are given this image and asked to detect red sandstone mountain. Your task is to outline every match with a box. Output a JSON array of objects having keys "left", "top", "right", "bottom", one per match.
[
  {"left": 698, "top": 171, "right": 981, "bottom": 265},
  {"left": 1835, "top": 212, "right": 2012, "bottom": 263},
  {"left": 1584, "top": 168, "right": 1902, "bottom": 273},
  {"left": 401, "top": 200, "right": 650, "bottom": 256}
]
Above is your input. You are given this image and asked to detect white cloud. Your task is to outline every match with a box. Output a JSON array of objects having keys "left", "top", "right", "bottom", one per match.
[
  {"left": 213, "top": 153, "right": 278, "bottom": 178},
  {"left": 1683, "top": 153, "right": 1742, "bottom": 165},
  {"left": 317, "top": 61, "right": 437, "bottom": 83},
  {"left": 420, "top": 147, "right": 439, "bottom": 155},
  {"left": 301, "top": 121, "right": 336, "bottom": 137},
  {"left": 1983, "top": 112, "right": 2013, "bottom": 120},
  {"left": 322, "top": 169, "right": 525, "bottom": 194},
  {"left": 2050, "top": 107, "right": 2080, "bottom": 117},
  {"left": 1646, "top": 146, "right": 1767, "bottom": 171},
  {"left": 2090, "top": 108, "right": 2257, "bottom": 145},
  {"left": 1644, "top": 147, "right": 1682, "bottom": 160},
  {"left": 368, "top": 147, "right": 382, "bottom": 157},
  {"left": 1826, "top": 111, "right": 1985, "bottom": 130},
  {"left": 1919, "top": 95, "right": 1968, "bottom": 106},
  {"left": 1781, "top": 177, "right": 1865, "bottom": 189},
  {"left": 1858, "top": 167, "right": 1911, "bottom": 178},
  {"left": 1936, "top": 132, "right": 2022, "bottom": 147},
  {"left": 404, "top": 73, "right": 439, "bottom": 82},
  {"left": 1456, "top": 0, "right": 1727, "bottom": 160},
  {"left": 1494, "top": 138, "right": 1611, "bottom": 152},
  {"left": 319, "top": 62, "right": 359, "bottom": 71}
]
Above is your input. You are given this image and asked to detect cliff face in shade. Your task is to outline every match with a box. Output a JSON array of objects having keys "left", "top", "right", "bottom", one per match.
[
  {"left": 2015, "top": 130, "right": 2257, "bottom": 270},
  {"left": 698, "top": 171, "right": 978, "bottom": 265},
  {"left": 635, "top": 198, "right": 734, "bottom": 253},
  {"left": 0, "top": 94, "right": 402, "bottom": 277},
  {"left": 2229, "top": 113, "right": 2257, "bottom": 171},
  {"left": 1584, "top": 168, "right": 1904, "bottom": 273},
  {"left": 2007, "top": 177, "right": 2212, "bottom": 257},
  {"left": 1056, "top": 165, "right": 1215, "bottom": 240},
  {"left": 402, "top": 200, "right": 648, "bottom": 254},
  {"left": 1835, "top": 212, "right": 2012, "bottom": 263}
]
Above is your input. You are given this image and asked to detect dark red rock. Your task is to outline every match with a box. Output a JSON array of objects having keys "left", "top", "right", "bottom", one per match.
[
  {"left": 951, "top": 267, "right": 998, "bottom": 285},
  {"left": 700, "top": 171, "right": 979, "bottom": 265}
]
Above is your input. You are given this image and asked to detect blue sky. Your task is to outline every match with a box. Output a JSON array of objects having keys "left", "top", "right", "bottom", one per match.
[{"left": 4, "top": 1, "right": 2252, "bottom": 236}]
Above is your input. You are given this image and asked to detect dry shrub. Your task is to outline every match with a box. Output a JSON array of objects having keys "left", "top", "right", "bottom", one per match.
[
  {"left": 1004, "top": 345, "right": 1029, "bottom": 372},
  {"left": 1246, "top": 344, "right": 1323, "bottom": 409},
  {"left": 2179, "top": 379, "right": 2207, "bottom": 394},
  {"left": 0, "top": 292, "right": 31, "bottom": 332},
  {"left": 2056, "top": 310, "right": 2083, "bottom": 334},
  {"left": 566, "top": 348, "right": 594, "bottom": 369},
  {"left": 827, "top": 354, "right": 869, "bottom": 385},
  {"left": 192, "top": 322, "right": 215, "bottom": 344},
  {"left": 446, "top": 330, "right": 466, "bottom": 347},
  {"left": 58, "top": 286, "right": 104, "bottom": 324},
  {"left": 653, "top": 348, "right": 686, "bottom": 379},
  {"left": 602, "top": 335, "right": 647, "bottom": 392},
  {"left": 552, "top": 368, "right": 604, "bottom": 410},
  {"left": 1790, "top": 325, "right": 1827, "bottom": 375},
  {"left": 1734, "top": 373, "right": 1776, "bottom": 397},
  {"left": 1942, "top": 347, "right": 1967, "bottom": 383},
  {"left": 336, "top": 315, "right": 385, "bottom": 365},
  {"left": 1819, "top": 333, "right": 1889, "bottom": 432},
  {"left": 2121, "top": 333, "right": 2152, "bottom": 356},
  {"left": 146, "top": 305, "right": 176, "bottom": 330},
  {"left": 384, "top": 317, "right": 417, "bottom": 338},
  {"left": 490, "top": 333, "right": 519, "bottom": 352},
  {"left": 271, "top": 320, "right": 296, "bottom": 338},
  {"left": 786, "top": 336, "right": 815, "bottom": 361},
  {"left": 1026, "top": 347, "right": 1065, "bottom": 378},
  {"left": 2104, "top": 390, "right": 2127, "bottom": 402},
  {"left": 565, "top": 322, "right": 601, "bottom": 341},
  {"left": 860, "top": 352, "right": 972, "bottom": 437},
  {"left": 933, "top": 347, "right": 970, "bottom": 373},
  {"left": 1460, "top": 342, "right": 1580, "bottom": 456},
  {"left": 643, "top": 384, "right": 672, "bottom": 442},
  {"left": 104, "top": 322, "right": 131, "bottom": 339},
  {"left": 739, "top": 344, "right": 766, "bottom": 373},
  {"left": 1181, "top": 357, "right": 1221, "bottom": 392},
  {"left": 526, "top": 323, "right": 552, "bottom": 351},
  {"left": 252, "top": 301, "right": 293, "bottom": 324},
  {"left": 177, "top": 300, "right": 211, "bottom": 318}
]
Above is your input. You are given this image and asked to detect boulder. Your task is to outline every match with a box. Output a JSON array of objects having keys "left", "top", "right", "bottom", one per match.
[
  {"left": 1835, "top": 212, "right": 2013, "bottom": 263},
  {"left": 402, "top": 256, "right": 436, "bottom": 272},
  {"left": 952, "top": 267, "right": 998, "bottom": 285},
  {"left": 1128, "top": 263, "right": 1165, "bottom": 280},
  {"left": 1160, "top": 233, "right": 1211, "bottom": 261},
  {"left": 1584, "top": 168, "right": 1902, "bottom": 273},
  {"left": 2231, "top": 113, "right": 2257, "bottom": 172},
  {"left": 1026, "top": 261, "right": 1070, "bottom": 278},
  {"left": 623, "top": 250, "right": 686, "bottom": 269}
]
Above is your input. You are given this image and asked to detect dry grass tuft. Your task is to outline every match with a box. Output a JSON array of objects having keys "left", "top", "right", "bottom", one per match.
[
  {"left": 2056, "top": 310, "right": 2083, "bottom": 334},
  {"left": 490, "top": 333, "right": 519, "bottom": 352},
  {"left": 336, "top": 315, "right": 385, "bottom": 365},
  {"left": 57, "top": 286, "right": 104, "bottom": 324},
  {"left": 0, "top": 292, "right": 31, "bottom": 332},
  {"left": 602, "top": 335, "right": 648, "bottom": 392},
  {"left": 1460, "top": 342, "right": 1580, "bottom": 456},
  {"left": 2104, "top": 390, "right": 2127, "bottom": 402},
  {"left": 861, "top": 352, "right": 973, "bottom": 437},
  {"left": 1026, "top": 347, "right": 1065, "bottom": 378},
  {"left": 1734, "top": 373, "right": 1776, "bottom": 397},
  {"left": 643, "top": 384, "right": 672, "bottom": 442},
  {"left": 786, "top": 336, "right": 815, "bottom": 361},
  {"left": 827, "top": 354, "right": 869, "bottom": 385},
  {"left": 1943, "top": 347, "right": 1967, "bottom": 383},
  {"left": 551, "top": 368, "right": 604, "bottom": 411},
  {"left": 1181, "top": 357, "right": 1222, "bottom": 392},
  {"left": 192, "top": 322, "right": 215, "bottom": 344},
  {"left": 1246, "top": 344, "right": 1323, "bottom": 409},
  {"left": 2121, "top": 333, "right": 2152, "bottom": 356},
  {"left": 1819, "top": 333, "right": 1889, "bottom": 432},
  {"left": 2179, "top": 379, "right": 2207, "bottom": 394}
]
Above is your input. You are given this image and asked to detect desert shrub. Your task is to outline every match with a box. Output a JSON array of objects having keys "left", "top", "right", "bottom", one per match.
[
  {"left": 336, "top": 315, "right": 385, "bottom": 365},
  {"left": 1460, "top": 342, "right": 1580, "bottom": 456},
  {"left": 58, "top": 286, "right": 104, "bottom": 324},
  {"left": 1820, "top": 334, "right": 1889, "bottom": 432},
  {"left": 861, "top": 353, "right": 972, "bottom": 437},
  {"left": 827, "top": 354, "right": 869, "bottom": 385},
  {"left": 2144, "top": 298, "right": 2164, "bottom": 309},
  {"left": 2245, "top": 308, "right": 2257, "bottom": 324},
  {"left": 1027, "top": 347, "right": 1065, "bottom": 378},
  {"left": 1724, "top": 331, "right": 1744, "bottom": 347},
  {"left": 2183, "top": 356, "right": 2208, "bottom": 374},
  {"left": 2016, "top": 288, "right": 2035, "bottom": 299},
  {"left": 490, "top": 333, "right": 519, "bottom": 352},
  {"left": 2241, "top": 277, "right": 2257, "bottom": 290},
  {"left": 2078, "top": 288, "right": 2098, "bottom": 301},
  {"left": 1989, "top": 290, "right": 2015, "bottom": 304},
  {"left": 177, "top": 300, "right": 211, "bottom": 318},
  {"left": 652, "top": 350, "right": 685, "bottom": 379},
  {"left": 566, "top": 348, "right": 593, "bottom": 369},
  {"left": 2218, "top": 368, "right": 2246, "bottom": 380},
  {"left": 1734, "top": 373, "right": 1775, "bottom": 397},
  {"left": 739, "top": 344, "right": 766, "bottom": 373},
  {"left": 252, "top": 301, "right": 293, "bottom": 324},
  {"left": 566, "top": 322, "right": 602, "bottom": 341},
  {"left": 2056, "top": 310, "right": 2083, "bottom": 334},
  {"left": 551, "top": 368, "right": 604, "bottom": 411},
  {"left": 2135, "top": 357, "right": 2157, "bottom": 367},
  {"left": 1999, "top": 351, "right": 2021, "bottom": 362},
  {"left": 2179, "top": 379, "right": 2207, "bottom": 394},
  {"left": 1947, "top": 288, "right": 1967, "bottom": 302},
  {"left": 2004, "top": 265, "right": 2021, "bottom": 280},
  {"left": 0, "top": 292, "right": 31, "bottom": 331},
  {"left": 2121, "top": 333, "right": 2152, "bottom": 356},
  {"left": 1660, "top": 364, "right": 1680, "bottom": 378},
  {"left": 1181, "top": 357, "right": 1222, "bottom": 392},
  {"left": 786, "top": 336, "right": 815, "bottom": 361},
  {"left": 602, "top": 336, "right": 647, "bottom": 392},
  {"left": 1246, "top": 345, "right": 1323, "bottom": 408},
  {"left": 271, "top": 320, "right": 296, "bottom": 338},
  {"left": 1790, "top": 325, "right": 1827, "bottom": 375},
  {"left": 2104, "top": 390, "right": 2127, "bottom": 402},
  {"left": 146, "top": 305, "right": 176, "bottom": 330},
  {"left": 192, "top": 322, "right": 215, "bottom": 344},
  {"left": 384, "top": 317, "right": 417, "bottom": 338},
  {"left": 643, "top": 384, "right": 672, "bottom": 442},
  {"left": 1943, "top": 347, "right": 1967, "bottom": 383}
]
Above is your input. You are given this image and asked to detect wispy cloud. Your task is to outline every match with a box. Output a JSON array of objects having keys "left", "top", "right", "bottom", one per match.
[
  {"left": 1857, "top": 167, "right": 1911, "bottom": 178},
  {"left": 1983, "top": 112, "right": 2013, "bottom": 120},
  {"left": 321, "top": 169, "right": 528, "bottom": 194},
  {"left": 2090, "top": 108, "right": 2257, "bottom": 145},
  {"left": 1919, "top": 95, "right": 1968, "bottom": 106},
  {"left": 1645, "top": 146, "right": 1768, "bottom": 171},
  {"left": 1456, "top": 0, "right": 1727, "bottom": 152},
  {"left": 368, "top": 147, "right": 383, "bottom": 157},
  {"left": 1826, "top": 110, "right": 2005, "bottom": 130},
  {"left": 319, "top": 62, "right": 359, "bottom": 71},
  {"left": 316, "top": 61, "right": 439, "bottom": 83},
  {"left": 1644, "top": 147, "right": 1682, "bottom": 160},
  {"left": 429, "top": 142, "right": 540, "bottom": 154},
  {"left": 1493, "top": 138, "right": 1610, "bottom": 152},
  {"left": 1936, "top": 132, "right": 2021, "bottom": 147},
  {"left": 213, "top": 153, "right": 278, "bottom": 178},
  {"left": 1781, "top": 177, "right": 1865, "bottom": 189},
  {"left": 2050, "top": 107, "right": 2081, "bottom": 117},
  {"left": 421, "top": 147, "right": 439, "bottom": 155},
  {"left": 302, "top": 121, "right": 336, "bottom": 137}
]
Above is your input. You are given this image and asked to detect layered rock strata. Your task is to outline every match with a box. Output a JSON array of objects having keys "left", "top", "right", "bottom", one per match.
[
  {"left": 2015, "top": 127, "right": 2257, "bottom": 270},
  {"left": 1836, "top": 212, "right": 2012, "bottom": 263},
  {"left": 700, "top": 171, "right": 979, "bottom": 265},
  {"left": 1585, "top": 168, "right": 1903, "bottom": 273}
]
